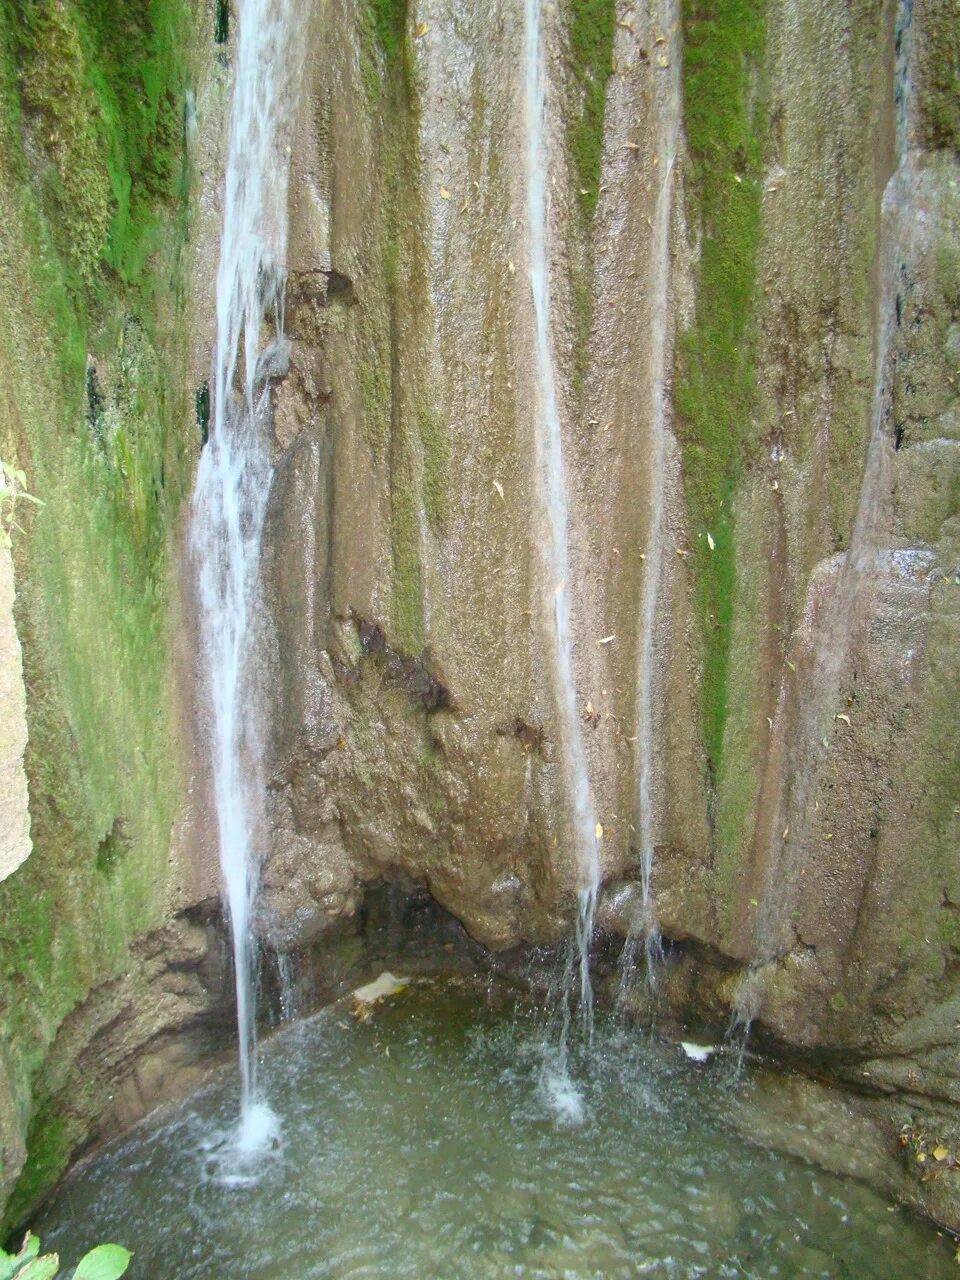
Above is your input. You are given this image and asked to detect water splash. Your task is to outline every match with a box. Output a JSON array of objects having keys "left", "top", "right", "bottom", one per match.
[
  {"left": 524, "top": 0, "right": 600, "bottom": 1029},
  {"left": 629, "top": 0, "right": 682, "bottom": 991},
  {"left": 190, "top": 0, "right": 303, "bottom": 1143}
]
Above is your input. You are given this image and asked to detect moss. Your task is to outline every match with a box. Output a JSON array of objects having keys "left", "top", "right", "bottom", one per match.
[
  {"left": 674, "top": 0, "right": 766, "bottom": 774},
  {"left": 566, "top": 0, "right": 616, "bottom": 219},
  {"left": 0, "top": 0, "right": 196, "bottom": 1224},
  {"left": 354, "top": 25, "right": 439, "bottom": 651},
  {"left": 830, "top": 991, "right": 848, "bottom": 1012},
  {"left": 3, "top": 1108, "right": 69, "bottom": 1231},
  {"left": 563, "top": 1, "right": 615, "bottom": 405},
  {"left": 7, "top": 0, "right": 189, "bottom": 293},
  {"left": 417, "top": 398, "right": 450, "bottom": 532},
  {"left": 359, "top": 0, "right": 413, "bottom": 103},
  {"left": 916, "top": 0, "right": 960, "bottom": 151},
  {"left": 390, "top": 443, "right": 424, "bottom": 653}
]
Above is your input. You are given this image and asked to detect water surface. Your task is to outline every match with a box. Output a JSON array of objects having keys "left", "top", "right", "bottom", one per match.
[{"left": 38, "top": 978, "right": 954, "bottom": 1278}]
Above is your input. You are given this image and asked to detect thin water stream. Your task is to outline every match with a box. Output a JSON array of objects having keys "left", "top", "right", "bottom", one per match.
[
  {"left": 36, "top": 979, "right": 955, "bottom": 1279},
  {"left": 523, "top": 0, "right": 600, "bottom": 1022}
]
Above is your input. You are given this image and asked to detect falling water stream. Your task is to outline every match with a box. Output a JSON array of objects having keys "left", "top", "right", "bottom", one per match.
[
  {"left": 190, "top": 0, "right": 302, "bottom": 1151},
  {"left": 524, "top": 0, "right": 600, "bottom": 1028}
]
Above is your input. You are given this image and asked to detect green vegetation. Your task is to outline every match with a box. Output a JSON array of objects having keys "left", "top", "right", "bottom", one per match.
[
  {"left": 359, "top": 0, "right": 412, "bottom": 102},
  {"left": 565, "top": 0, "right": 616, "bottom": 402},
  {"left": 567, "top": 0, "right": 616, "bottom": 220},
  {"left": 354, "top": 0, "right": 450, "bottom": 654},
  {"left": 917, "top": 0, "right": 960, "bottom": 151},
  {"left": 674, "top": 0, "right": 767, "bottom": 774},
  {"left": 0, "top": 0, "right": 196, "bottom": 1228},
  {"left": 2, "top": 1233, "right": 130, "bottom": 1280},
  {"left": 0, "top": 463, "right": 43, "bottom": 549},
  {"left": 417, "top": 399, "right": 450, "bottom": 532}
]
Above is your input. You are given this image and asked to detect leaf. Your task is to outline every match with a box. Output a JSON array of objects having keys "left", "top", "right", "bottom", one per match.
[
  {"left": 597, "top": 634, "right": 616, "bottom": 646},
  {"left": 595, "top": 823, "right": 603, "bottom": 840},
  {"left": 0, "top": 1236, "right": 40, "bottom": 1280},
  {"left": 834, "top": 713, "right": 851, "bottom": 725},
  {"left": 74, "top": 1244, "right": 133, "bottom": 1280},
  {"left": 934, "top": 1145, "right": 949, "bottom": 1161},
  {"left": 786, "top": 660, "right": 796, "bottom": 672},
  {"left": 414, "top": 20, "right": 429, "bottom": 38},
  {"left": 15, "top": 1258, "right": 59, "bottom": 1280},
  {"left": 706, "top": 532, "right": 715, "bottom": 551},
  {"left": 438, "top": 185, "right": 451, "bottom": 200},
  {"left": 492, "top": 479, "right": 504, "bottom": 502},
  {"left": 18, "top": 1238, "right": 40, "bottom": 1263},
  {"left": 507, "top": 260, "right": 515, "bottom": 275}
]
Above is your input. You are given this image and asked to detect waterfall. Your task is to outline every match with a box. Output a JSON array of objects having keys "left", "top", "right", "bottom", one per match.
[
  {"left": 524, "top": 0, "right": 600, "bottom": 1025},
  {"left": 190, "top": 0, "right": 302, "bottom": 1149},
  {"left": 629, "top": 0, "right": 682, "bottom": 989}
]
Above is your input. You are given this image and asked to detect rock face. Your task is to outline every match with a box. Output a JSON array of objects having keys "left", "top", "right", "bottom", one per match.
[
  {"left": 250, "top": 0, "right": 958, "bottom": 1088},
  {"left": 0, "top": 0, "right": 958, "bottom": 1236}
]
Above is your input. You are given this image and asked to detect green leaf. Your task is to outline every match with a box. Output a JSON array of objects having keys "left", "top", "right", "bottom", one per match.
[
  {"left": 14, "top": 1257, "right": 59, "bottom": 1280},
  {"left": 0, "top": 1235, "right": 40, "bottom": 1280},
  {"left": 73, "top": 1245, "right": 133, "bottom": 1280},
  {"left": 18, "top": 1237, "right": 40, "bottom": 1263}
]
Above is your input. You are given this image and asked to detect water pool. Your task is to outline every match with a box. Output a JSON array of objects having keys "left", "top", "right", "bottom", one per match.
[{"left": 35, "top": 975, "right": 955, "bottom": 1278}]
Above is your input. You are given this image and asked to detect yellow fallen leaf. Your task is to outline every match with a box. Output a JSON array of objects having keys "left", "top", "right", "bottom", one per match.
[
  {"left": 786, "top": 660, "right": 796, "bottom": 672},
  {"left": 460, "top": 195, "right": 468, "bottom": 213},
  {"left": 750, "top": 898, "right": 759, "bottom": 907},
  {"left": 439, "top": 185, "right": 451, "bottom": 199},
  {"left": 598, "top": 634, "right": 616, "bottom": 645},
  {"left": 623, "top": 141, "right": 640, "bottom": 152},
  {"left": 657, "top": 55, "right": 670, "bottom": 67},
  {"left": 934, "top": 1145, "right": 949, "bottom": 1161},
  {"left": 492, "top": 479, "right": 504, "bottom": 502},
  {"left": 595, "top": 823, "right": 604, "bottom": 840},
  {"left": 585, "top": 700, "right": 595, "bottom": 718},
  {"left": 825, "top": 833, "right": 834, "bottom": 841},
  {"left": 834, "top": 713, "right": 851, "bottom": 724},
  {"left": 767, "top": 716, "right": 773, "bottom": 729},
  {"left": 414, "top": 20, "right": 429, "bottom": 38},
  {"left": 508, "top": 259, "right": 516, "bottom": 275},
  {"left": 707, "top": 531, "right": 715, "bottom": 551}
]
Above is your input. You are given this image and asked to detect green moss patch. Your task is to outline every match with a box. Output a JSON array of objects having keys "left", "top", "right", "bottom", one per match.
[
  {"left": 0, "top": 0, "right": 196, "bottom": 1226},
  {"left": 674, "top": 0, "right": 767, "bottom": 774}
]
